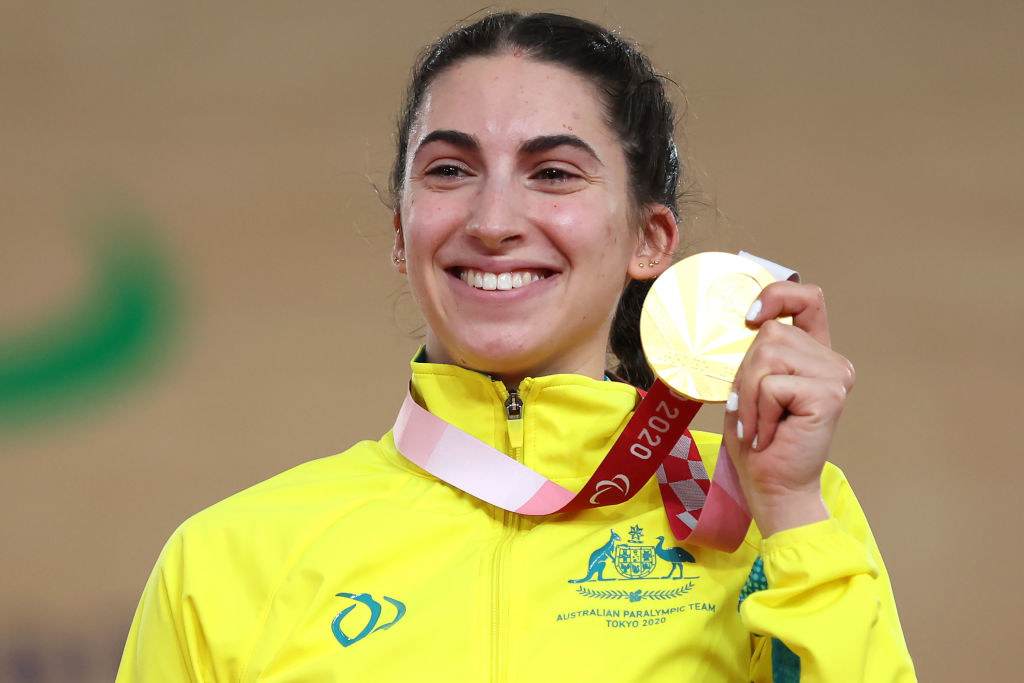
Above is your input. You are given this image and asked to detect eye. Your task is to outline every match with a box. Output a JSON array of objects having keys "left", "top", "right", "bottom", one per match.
[
  {"left": 526, "top": 164, "right": 587, "bottom": 193},
  {"left": 532, "top": 167, "right": 577, "bottom": 182},
  {"left": 425, "top": 164, "right": 467, "bottom": 178}
]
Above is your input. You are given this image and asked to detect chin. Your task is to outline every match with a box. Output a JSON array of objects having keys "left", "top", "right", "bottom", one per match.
[
  {"left": 425, "top": 330, "right": 537, "bottom": 377},
  {"left": 455, "top": 340, "right": 539, "bottom": 378},
  {"left": 426, "top": 317, "right": 607, "bottom": 381}
]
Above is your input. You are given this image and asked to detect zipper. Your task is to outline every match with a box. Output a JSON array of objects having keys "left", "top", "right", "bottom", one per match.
[
  {"left": 491, "top": 380, "right": 527, "bottom": 681},
  {"left": 504, "top": 387, "right": 524, "bottom": 457},
  {"left": 491, "top": 507, "right": 518, "bottom": 682}
]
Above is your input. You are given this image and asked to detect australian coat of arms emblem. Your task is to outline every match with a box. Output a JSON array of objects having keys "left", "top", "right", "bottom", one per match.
[{"left": 568, "top": 526, "right": 699, "bottom": 601}]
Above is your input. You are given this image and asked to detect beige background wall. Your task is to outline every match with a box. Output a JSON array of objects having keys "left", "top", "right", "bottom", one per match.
[{"left": 1, "top": 1, "right": 1021, "bottom": 680}]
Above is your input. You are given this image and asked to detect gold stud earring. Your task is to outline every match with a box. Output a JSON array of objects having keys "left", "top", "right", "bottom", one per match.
[
  {"left": 393, "top": 255, "right": 406, "bottom": 265},
  {"left": 648, "top": 259, "right": 660, "bottom": 267}
]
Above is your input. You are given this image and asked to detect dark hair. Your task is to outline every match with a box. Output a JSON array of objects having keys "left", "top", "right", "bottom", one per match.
[{"left": 390, "top": 12, "right": 681, "bottom": 388}]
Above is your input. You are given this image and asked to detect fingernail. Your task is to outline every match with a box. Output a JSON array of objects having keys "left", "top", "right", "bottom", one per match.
[
  {"left": 752, "top": 435, "right": 759, "bottom": 450},
  {"left": 745, "top": 298, "right": 762, "bottom": 322},
  {"left": 736, "top": 420, "right": 744, "bottom": 440},
  {"left": 726, "top": 391, "right": 738, "bottom": 412}
]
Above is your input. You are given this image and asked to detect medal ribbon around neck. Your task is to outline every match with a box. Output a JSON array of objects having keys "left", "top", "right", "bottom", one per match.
[{"left": 391, "top": 252, "right": 799, "bottom": 553}]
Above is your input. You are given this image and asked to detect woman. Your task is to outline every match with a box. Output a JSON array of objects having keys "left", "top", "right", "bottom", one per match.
[{"left": 118, "top": 13, "right": 915, "bottom": 682}]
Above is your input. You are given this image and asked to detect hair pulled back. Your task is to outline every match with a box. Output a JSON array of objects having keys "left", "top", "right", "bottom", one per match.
[{"left": 390, "top": 12, "right": 682, "bottom": 389}]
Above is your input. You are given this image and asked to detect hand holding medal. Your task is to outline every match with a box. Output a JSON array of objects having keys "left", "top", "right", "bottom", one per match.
[{"left": 641, "top": 252, "right": 856, "bottom": 537}]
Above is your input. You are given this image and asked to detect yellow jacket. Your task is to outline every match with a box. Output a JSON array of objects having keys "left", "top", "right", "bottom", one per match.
[{"left": 118, "top": 359, "right": 915, "bottom": 682}]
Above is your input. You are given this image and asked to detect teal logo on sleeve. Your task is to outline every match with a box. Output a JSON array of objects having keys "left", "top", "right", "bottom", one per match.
[{"left": 331, "top": 593, "right": 406, "bottom": 647}]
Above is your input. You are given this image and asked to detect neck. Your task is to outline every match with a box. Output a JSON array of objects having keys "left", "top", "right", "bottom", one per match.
[{"left": 420, "top": 343, "right": 606, "bottom": 388}]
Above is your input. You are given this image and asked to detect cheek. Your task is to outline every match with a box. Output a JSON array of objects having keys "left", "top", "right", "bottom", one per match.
[
  {"left": 538, "top": 199, "right": 599, "bottom": 236},
  {"left": 536, "top": 198, "right": 630, "bottom": 257},
  {"left": 403, "top": 193, "right": 469, "bottom": 251}
]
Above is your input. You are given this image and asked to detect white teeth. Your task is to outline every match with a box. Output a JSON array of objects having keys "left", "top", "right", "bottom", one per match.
[{"left": 459, "top": 268, "right": 547, "bottom": 291}]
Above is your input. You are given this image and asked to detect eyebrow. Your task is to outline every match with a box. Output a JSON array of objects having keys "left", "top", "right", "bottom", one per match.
[
  {"left": 415, "top": 129, "right": 479, "bottom": 155},
  {"left": 519, "top": 134, "right": 602, "bottom": 164},
  {"left": 414, "top": 130, "right": 602, "bottom": 165}
]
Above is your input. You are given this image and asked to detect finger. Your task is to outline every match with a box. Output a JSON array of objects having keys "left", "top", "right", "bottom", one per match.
[
  {"left": 731, "top": 321, "right": 835, "bottom": 446},
  {"left": 728, "top": 372, "right": 754, "bottom": 447},
  {"left": 739, "top": 317, "right": 856, "bottom": 397},
  {"left": 746, "top": 281, "right": 830, "bottom": 348},
  {"left": 722, "top": 393, "right": 746, "bottom": 460},
  {"left": 747, "top": 321, "right": 841, "bottom": 376},
  {"left": 754, "top": 374, "right": 848, "bottom": 451},
  {"left": 753, "top": 374, "right": 790, "bottom": 451}
]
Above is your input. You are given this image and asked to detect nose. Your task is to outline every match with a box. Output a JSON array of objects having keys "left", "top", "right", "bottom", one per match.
[{"left": 465, "top": 179, "right": 524, "bottom": 249}]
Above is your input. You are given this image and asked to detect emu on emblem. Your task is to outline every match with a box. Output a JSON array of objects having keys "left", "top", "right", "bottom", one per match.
[{"left": 613, "top": 544, "right": 657, "bottom": 578}]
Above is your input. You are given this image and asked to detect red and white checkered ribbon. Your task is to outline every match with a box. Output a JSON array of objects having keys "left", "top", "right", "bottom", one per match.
[{"left": 656, "top": 430, "right": 751, "bottom": 550}]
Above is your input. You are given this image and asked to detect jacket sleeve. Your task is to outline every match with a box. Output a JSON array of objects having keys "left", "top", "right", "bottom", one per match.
[
  {"left": 741, "top": 467, "right": 916, "bottom": 682},
  {"left": 116, "top": 527, "right": 215, "bottom": 683}
]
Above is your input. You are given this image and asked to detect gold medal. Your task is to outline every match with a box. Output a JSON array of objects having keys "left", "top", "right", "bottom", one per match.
[{"left": 640, "top": 252, "right": 790, "bottom": 403}]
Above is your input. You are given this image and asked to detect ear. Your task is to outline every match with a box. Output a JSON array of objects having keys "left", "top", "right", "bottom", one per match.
[
  {"left": 392, "top": 213, "right": 407, "bottom": 275},
  {"left": 626, "top": 204, "right": 679, "bottom": 280}
]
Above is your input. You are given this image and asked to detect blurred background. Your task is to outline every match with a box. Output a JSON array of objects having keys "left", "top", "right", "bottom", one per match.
[{"left": 1, "top": 1, "right": 1020, "bottom": 680}]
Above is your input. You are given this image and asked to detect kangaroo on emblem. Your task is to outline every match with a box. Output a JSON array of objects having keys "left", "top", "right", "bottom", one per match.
[{"left": 568, "top": 530, "right": 621, "bottom": 583}]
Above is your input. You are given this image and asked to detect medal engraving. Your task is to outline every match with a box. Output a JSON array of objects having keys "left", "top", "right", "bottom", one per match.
[
  {"left": 706, "top": 273, "right": 763, "bottom": 330},
  {"left": 645, "top": 349, "right": 738, "bottom": 383}
]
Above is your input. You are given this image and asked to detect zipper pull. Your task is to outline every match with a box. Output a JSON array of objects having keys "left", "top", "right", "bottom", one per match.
[{"left": 504, "top": 388, "right": 524, "bottom": 452}]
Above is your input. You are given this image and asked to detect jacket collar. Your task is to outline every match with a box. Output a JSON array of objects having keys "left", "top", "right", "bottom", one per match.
[{"left": 406, "top": 352, "right": 641, "bottom": 486}]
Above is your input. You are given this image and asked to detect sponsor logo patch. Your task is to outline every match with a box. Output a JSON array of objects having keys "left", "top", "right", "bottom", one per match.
[{"left": 331, "top": 593, "right": 406, "bottom": 647}]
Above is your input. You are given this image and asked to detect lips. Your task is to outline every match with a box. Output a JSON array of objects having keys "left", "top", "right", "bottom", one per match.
[{"left": 452, "top": 267, "right": 553, "bottom": 291}]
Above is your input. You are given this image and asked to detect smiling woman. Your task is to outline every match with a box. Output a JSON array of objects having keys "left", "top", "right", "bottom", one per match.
[{"left": 117, "top": 12, "right": 916, "bottom": 682}]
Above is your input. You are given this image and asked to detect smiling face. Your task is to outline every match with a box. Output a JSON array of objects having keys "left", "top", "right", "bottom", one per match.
[{"left": 395, "top": 54, "right": 676, "bottom": 384}]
